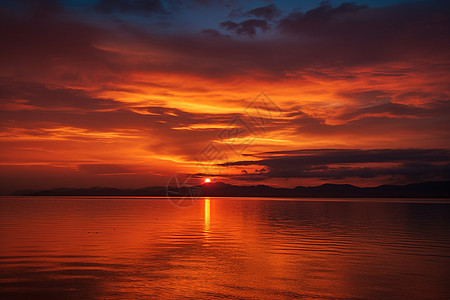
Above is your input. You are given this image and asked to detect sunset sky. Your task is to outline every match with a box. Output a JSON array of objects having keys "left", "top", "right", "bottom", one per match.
[{"left": 1, "top": 0, "right": 449, "bottom": 194}]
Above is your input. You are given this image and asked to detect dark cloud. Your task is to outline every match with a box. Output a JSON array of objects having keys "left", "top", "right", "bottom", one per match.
[
  {"left": 221, "top": 149, "right": 450, "bottom": 183},
  {"left": 339, "top": 90, "right": 393, "bottom": 105},
  {"left": 229, "top": 4, "right": 281, "bottom": 20},
  {"left": 278, "top": 1, "right": 367, "bottom": 34},
  {"left": 339, "top": 100, "right": 450, "bottom": 121},
  {"left": 183, "top": 0, "right": 449, "bottom": 76},
  {"left": 247, "top": 4, "right": 281, "bottom": 20},
  {"left": 338, "top": 102, "right": 434, "bottom": 120},
  {"left": 231, "top": 148, "right": 450, "bottom": 165},
  {"left": 96, "top": 0, "right": 166, "bottom": 14},
  {"left": 290, "top": 113, "right": 450, "bottom": 139},
  {"left": 220, "top": 20, "right": 238, "bottom": 30},
  {"left": 220, "top": 19, "right": 269, "bottom": 36},
  {"left": 201, "top": 29, "right": 229, "bottom": 38},
  {"left": 188, "top": 0, "right": 235, "bottom": 6},
  {"left": 276, "top": 0, "right": 450, "bottom": 67}
]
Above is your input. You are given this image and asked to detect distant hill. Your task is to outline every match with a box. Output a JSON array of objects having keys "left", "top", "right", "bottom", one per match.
[{"left": 13, "top": 181, "right": 450, "bottom": 198}]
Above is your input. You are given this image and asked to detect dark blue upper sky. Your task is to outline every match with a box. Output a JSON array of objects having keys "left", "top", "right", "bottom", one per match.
[{"left": 5, "top": 0, "right": 423, "bottom": 34}]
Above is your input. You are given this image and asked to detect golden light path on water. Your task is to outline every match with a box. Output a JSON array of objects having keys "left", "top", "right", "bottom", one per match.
[{"left": 204, "top": 198, "right": 211, "bottom": 237}]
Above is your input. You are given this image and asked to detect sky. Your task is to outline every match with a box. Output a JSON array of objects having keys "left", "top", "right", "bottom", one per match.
[{"left": 0, "top": 0, "right": 449, "bottom": 194}]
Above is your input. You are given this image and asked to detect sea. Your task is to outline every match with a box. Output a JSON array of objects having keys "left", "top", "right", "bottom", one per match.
[{"left": 1, "top": 196, "right": 449, "bottom": 299}]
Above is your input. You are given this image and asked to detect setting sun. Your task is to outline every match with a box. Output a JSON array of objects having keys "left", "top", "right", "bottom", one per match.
[{"left": 204, "top": 178, "right": 211, "bottom": 183}]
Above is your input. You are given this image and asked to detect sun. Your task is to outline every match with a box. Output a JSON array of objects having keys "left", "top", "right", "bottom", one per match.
[{"left": 204, "top": 178, "right": 211, "bottom": 183}]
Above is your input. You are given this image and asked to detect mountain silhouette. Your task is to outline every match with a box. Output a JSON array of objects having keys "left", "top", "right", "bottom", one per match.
[{"left": 14, "top": 181, "right": 450, "bottom": 198}]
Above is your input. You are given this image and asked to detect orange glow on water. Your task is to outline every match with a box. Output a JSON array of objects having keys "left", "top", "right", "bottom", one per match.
[{"left": 1, "top": 197, "right": 449, "bottom": 298}]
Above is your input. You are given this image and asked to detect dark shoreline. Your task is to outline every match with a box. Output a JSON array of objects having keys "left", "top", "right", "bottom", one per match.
[{"left": 12, "top": 181, "right": 450, "bottom": 198}]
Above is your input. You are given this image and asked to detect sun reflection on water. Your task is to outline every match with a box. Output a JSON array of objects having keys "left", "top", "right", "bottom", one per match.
[{"left": 204, "top": 198, "right": 210, "bottom": 236}]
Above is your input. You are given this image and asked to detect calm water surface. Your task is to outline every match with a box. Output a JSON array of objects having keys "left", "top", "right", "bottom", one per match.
[{"left": 1, "top": 197, "right": 450, "bottom": 299}]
